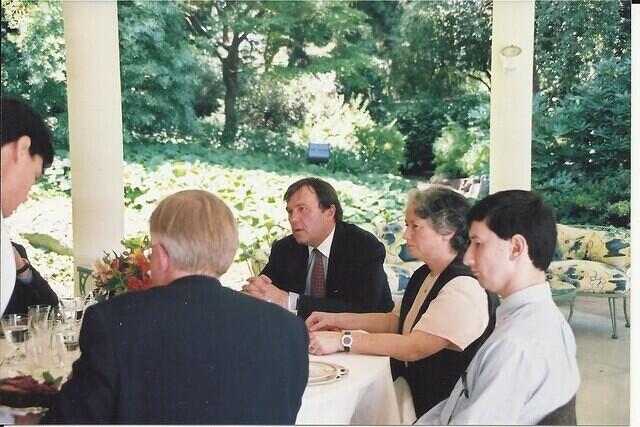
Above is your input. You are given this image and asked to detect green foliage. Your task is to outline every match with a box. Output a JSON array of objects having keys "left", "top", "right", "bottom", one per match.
[
  {"left": 118, "top": 1, "right": 199, "bottom": 140},
  {"left": 354, "top": 122, "right": 404, "bottom": 174},
  {"left": 534, "top": 0, "right": 629, "bottom": 102},
  {"left": 21, "top": 232, "right": 73, "bottom": 256},
  {"left": 433, "top": 103, "right": 489, "bottom": 178},
  {"left": 1, "top": 1, "right": 68, "bottom": 144},
  {"left": 532, "top": 57, "right": 630, "bottom": 227},
  {"left": 390, "top": 1, "right": 491, "bottom": 98}
]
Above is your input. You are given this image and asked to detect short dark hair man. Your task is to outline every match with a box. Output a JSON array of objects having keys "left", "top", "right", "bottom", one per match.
[
  {"left": 42, "top": 190, "right": 309, "bottom": 424},
  {"left": 417, "top": 190, "right": 580, "bottom": 425},
  {"left": 243, "top": 177, "right": 393, "bottom": 319},
  {"left": 1, "top": 97, "right": 54, "bottom": 314}
]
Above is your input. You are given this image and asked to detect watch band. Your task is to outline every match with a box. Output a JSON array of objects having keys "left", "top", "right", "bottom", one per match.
[{"left": 16, "top": 259, "right": 31, "bottom": 275}]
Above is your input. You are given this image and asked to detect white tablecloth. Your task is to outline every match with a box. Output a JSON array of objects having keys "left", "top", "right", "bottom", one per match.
[{"left": 297, "top": 353, "right": 400, "bottom": 425}]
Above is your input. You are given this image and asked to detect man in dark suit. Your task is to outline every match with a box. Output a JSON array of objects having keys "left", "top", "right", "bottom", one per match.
[
  {"left": 42, "top": 190, "right": 309, "bottom": 424},
  {"left": 243, "top": 177, "right": 393, "bottom": 319},
  {"left": 2, "top": 242, "right": 59, "bottom": 316}
]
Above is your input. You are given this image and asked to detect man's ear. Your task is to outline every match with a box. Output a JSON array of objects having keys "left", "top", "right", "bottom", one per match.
[
  {"left": 510, "top": 234, "right": 528, "bottom": 260},
  {"left": 16, "top": 136, "right": 32, "bottom": 158},
  {"left": 155, "top": 243, "right": 171, "bottom": 274},
  {"left": 326, "top": 204, "right": 336, "bottom": 219}
]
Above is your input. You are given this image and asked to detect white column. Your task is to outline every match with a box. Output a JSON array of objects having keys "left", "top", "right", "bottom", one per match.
[
  {"left": 63, "top": 1, "right": 124, "bottom": 295},
  {"left": 489, "top": 0, "right": 535, "bottom": 193}
]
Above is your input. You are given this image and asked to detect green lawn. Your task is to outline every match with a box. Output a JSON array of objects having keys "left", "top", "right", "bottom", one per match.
[{"left": 7, "top": 142, "right": 420, "bottom": 297}]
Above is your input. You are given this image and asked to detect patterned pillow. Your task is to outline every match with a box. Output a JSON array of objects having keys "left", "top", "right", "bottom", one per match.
[
  {"left": 555, "top": 224, "right": 591, "bottom": 261},
  {"left": 585, "top": 228, "right": 630, "bottom": 271},
  {"left": 547, "top": 260, "right": 629, "bottom": 294}
]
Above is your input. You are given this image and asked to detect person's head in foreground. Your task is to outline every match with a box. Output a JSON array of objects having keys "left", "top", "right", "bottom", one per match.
[
  {"left": 464, "top": 189, "right": 557, "bottom": 297},
  {"left": 405, "top": 185, "right": 470, "bottom": 266},
  {"left": 284, "top": 177, "right": 342, "bottom": 248},
  {"left": 149, "top": 189, "right": 239, "bottom": 285},
  {"left": 1, "top": 97, "right": 54, "bottom": 218}
]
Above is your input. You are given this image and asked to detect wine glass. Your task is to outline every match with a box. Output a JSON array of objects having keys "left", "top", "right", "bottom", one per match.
[{"left": 1, "top": 314, "right": 30, "bottom": 362}]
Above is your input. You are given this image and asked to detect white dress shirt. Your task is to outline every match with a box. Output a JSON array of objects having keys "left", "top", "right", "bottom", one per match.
[
  {"left": 288, "top": 227, "right": 335, "bottom": 310},
  {"left": 417, "top": 283, "right": 580, "bottom": 425},
  {"left": 1, "top": 215, "right": 16, "bottom": 314}
]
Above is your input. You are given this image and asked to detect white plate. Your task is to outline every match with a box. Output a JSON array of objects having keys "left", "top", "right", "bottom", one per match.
[{"left": 308, "top": 361, "right": 348, "bottom": 386}]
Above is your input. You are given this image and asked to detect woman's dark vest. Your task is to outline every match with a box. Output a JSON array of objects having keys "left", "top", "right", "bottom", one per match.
[{"left": 390, "top": 256, "right": 498, "bottom": 418}]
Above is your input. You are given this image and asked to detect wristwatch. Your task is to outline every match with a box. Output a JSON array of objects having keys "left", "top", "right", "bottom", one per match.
[
  {"left": 16, "top": 258, "right": 31, "bottom": 275},
  {"left": 341, "top": 331, "right": 352, "bottom": 352}
]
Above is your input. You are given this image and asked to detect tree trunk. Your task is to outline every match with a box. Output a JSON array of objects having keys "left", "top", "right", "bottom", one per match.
[{"left": 221, "top": 36, "right": 241, "bottom": 145}]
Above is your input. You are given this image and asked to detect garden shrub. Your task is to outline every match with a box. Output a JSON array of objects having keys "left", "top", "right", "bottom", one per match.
[
  {"left": 532, "top": 57, "right": 630, "bottom": 227},
  {"left": 354, "top": 122, "right": 405, "bottom": 174}
]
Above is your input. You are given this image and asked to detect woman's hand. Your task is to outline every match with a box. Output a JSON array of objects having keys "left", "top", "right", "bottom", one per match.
[
  {"left": 306, "top": 312, "right": 343, "bottom": 332},
  {"left": 308, "top": 331, "right": 342, "bottom": 355}
]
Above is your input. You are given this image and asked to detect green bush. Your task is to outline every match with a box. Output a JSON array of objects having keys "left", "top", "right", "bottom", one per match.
[
  {"left": 532, "top": 57, "right": 630, "bottom": 227},
  {"left": 354, "top": 122, "right": 405, "bottom": 174},
  {"left": 432, "top": 117, "right": 488, "bottom": 178}
]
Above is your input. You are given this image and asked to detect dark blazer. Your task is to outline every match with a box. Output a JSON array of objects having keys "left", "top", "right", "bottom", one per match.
[
  {"left": 261, "top": 221, "right": 393, "bottom": 319},
  {"left": 42, "top": 275, "right": 309, "bottom": 424},
  {"left": 2, "top": 242, "right": 59, "bottom": 316},
  {"left": 391, "top": 258, "right": 498, "bottom": 418}
]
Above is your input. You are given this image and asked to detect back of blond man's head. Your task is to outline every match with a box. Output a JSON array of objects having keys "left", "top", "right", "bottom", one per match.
[{"left": 150, "top": 190, "right": 238, "bottom": 278}]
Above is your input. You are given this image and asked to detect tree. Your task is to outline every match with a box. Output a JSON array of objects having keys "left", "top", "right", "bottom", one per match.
[
  {"left": 1, "top": 1, "right": 68, "bottom": 144},
  {"left": 118, "top": 1, "right": 199, "bottom": 140},
  {"left": 534, "top": 0, "right": 628, "bottom": 103}
]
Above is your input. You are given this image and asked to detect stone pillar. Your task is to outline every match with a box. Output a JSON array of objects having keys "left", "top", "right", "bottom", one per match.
[
  {"left": 63, "top": 1, "right": 124, "bottom": 295},
  {"left": 489, "top": 0, "right": 535, "bottom": 193}
]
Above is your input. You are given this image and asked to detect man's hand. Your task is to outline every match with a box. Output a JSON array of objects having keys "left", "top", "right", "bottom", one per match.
[
  {"left": 308, "top": 331, "right": 342, "bottom": 355},
  {"left": 12, "top": 245, "right": 25, "bottom": 269},
  {"left": 242, "top": 275, "right": 288, "bottom": 309}
]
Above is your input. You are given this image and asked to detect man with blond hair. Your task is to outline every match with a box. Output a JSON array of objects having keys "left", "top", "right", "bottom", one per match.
[{"left": 43, "top": 190, "right": 309, "bottom": 424}]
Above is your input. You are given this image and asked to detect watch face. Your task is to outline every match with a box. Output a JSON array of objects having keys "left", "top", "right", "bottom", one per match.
[{"left": 342, "top": 335, "right": 352, "bottom": 346}]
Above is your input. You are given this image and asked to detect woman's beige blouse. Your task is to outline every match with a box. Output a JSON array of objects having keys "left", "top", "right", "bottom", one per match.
[{"left": 395, "top": 273, "right": 489, "bottom": 351}]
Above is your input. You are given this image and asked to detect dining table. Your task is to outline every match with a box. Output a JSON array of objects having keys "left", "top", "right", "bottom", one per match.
[
  {"left": 1, "top": 337, "right": 401, "bottom": 424},
  {"left": 297, "top": 352, "right": 401, "bottom": 425}
]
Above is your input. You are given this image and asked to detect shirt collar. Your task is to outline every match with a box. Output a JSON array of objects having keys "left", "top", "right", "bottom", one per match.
[
  {"left": 308, "top": 226, "right": 336, "bottom": 259},
  {"left": 496, "top": 282, "right": 551, "bottom": 323}
]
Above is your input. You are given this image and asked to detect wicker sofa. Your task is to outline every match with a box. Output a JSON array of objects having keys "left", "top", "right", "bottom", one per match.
[{"left": 547, "top": 224, "right": 631, "bottom": 338}]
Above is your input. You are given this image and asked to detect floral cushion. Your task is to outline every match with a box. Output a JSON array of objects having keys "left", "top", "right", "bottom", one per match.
[
  {"left": 548, "top": 260, "right": 628, "bottom": 294},
  {"left": 546, "top": 275, "right": 577, "bottom": 297},
  {"left": 375, "top": 222, "right": 417, "bottom": 265},
  {"left": 384, "top": 261, "right": 423, "bottom": 294},
  {"left": 555, "top": 224, "right": 630, "bottom": 271}
]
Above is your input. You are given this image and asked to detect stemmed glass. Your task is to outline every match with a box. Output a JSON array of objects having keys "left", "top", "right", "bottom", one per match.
[{"left": 1, "top": 313, "right": 30, "bottom": 363}]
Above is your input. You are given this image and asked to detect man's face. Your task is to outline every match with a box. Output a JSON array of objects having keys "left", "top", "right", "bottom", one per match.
[
  {"left": 286, "top": 185, "right": 336, "bottom": 247},
  {"left": 464, "top": 220, "right": 514, "bottom": 296},
  {"left": 1, "top": 139, "right": 43, "bottom": 218}
]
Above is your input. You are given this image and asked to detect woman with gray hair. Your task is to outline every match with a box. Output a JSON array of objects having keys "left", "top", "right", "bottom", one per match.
[{"left": 306, "top": 185, "right": 496, "bottom": 421}]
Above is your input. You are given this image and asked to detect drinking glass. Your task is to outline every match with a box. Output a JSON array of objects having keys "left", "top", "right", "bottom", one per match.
[
  {"left": 59, "top": 297, "right": 86, "bottom": 324},
  {"left": 28, "top": 304, "right": 52, "bottom": 333},
  {"left": 1, "top": 314, "right": 29, "bottom": 362}
]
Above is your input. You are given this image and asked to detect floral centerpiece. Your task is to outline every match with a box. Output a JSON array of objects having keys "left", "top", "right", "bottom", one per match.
[{"left": 93, "top": 236, "right": 152, "bottom": 296}]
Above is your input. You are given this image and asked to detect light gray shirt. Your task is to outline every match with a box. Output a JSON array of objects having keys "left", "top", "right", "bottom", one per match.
[{"left": 417, "top": 283, "right": 580, "bottom": 425}]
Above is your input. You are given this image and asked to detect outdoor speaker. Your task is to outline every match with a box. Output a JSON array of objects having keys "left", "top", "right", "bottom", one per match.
[{"left": 307, "top": 142, "right": 331, "bottom": 163}]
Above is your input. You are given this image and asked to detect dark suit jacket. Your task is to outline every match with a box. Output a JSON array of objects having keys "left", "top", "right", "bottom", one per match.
[
  {"left": 2, "top": 242, "right": 59, "bottom": 316},
  {"left": 261, "top": 221, "right": 393, "bottom": 319},
  {"left": 42, "top": 275, "right": 309, "bottom": 424}
]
